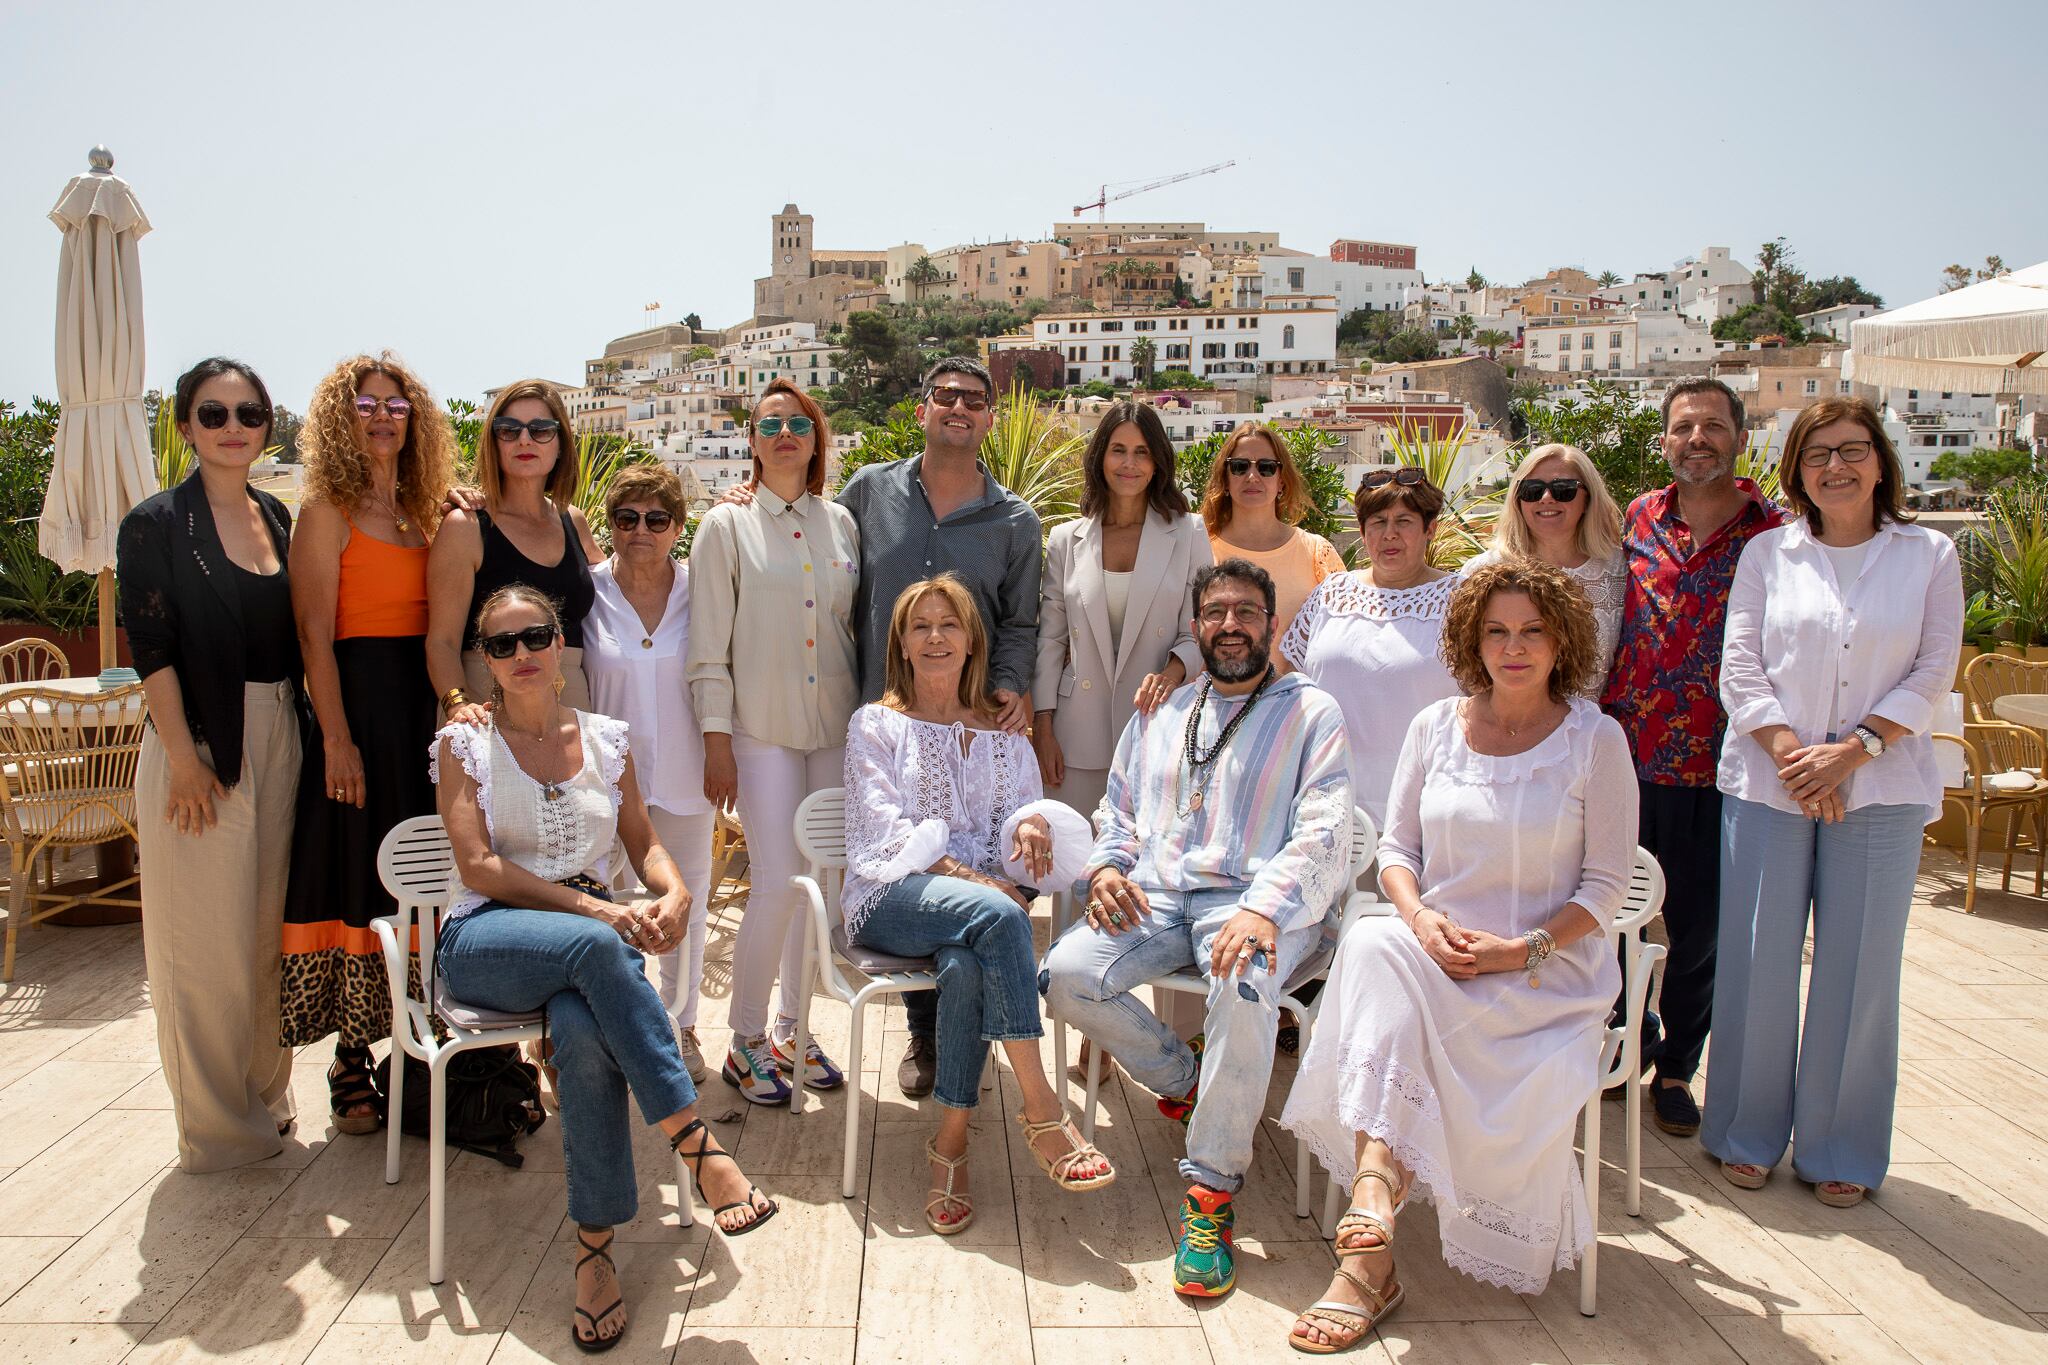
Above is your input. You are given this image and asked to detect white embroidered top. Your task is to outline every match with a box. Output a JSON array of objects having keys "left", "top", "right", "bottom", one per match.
[
  {"left": 429, "top": 710, "right": 630, "bottom": 922},
  {"left": 841, "top": 703, "right": 1093, "bottom": 935},
  {"left": 1463, "top": 549, "right": 1627, "bottom": 692}
]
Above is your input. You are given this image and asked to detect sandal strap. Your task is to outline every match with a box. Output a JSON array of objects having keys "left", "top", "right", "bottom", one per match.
[
  {"left": 574, "top": 1227, "right": 616, "bottom": 1274},
  {"left": 1335, "top": 1208, "right": 1395, "bottom": 1250},
  {"left": 1351, "top": 1167, "right": 1401, "bottom": 1204},
  {"left": 1333, "top": 1264, "right": 1393, "bottom": 1315},
  {"left": 1299, "top": 1303, "right": 1371, "bottom": 1333}
]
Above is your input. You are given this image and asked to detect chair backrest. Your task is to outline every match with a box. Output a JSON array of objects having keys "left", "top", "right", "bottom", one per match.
[
  {"left": 1616, "top": 846, "right": 1666, "bottom": 936},
  {"left": 0, "top": 684, "right": 146, "bottom": 844},
  {"left": 795, "top": 786, "right": 849, "bottom": 873},
  {"left": 1346, "top": 804, "right": 1377, "bottom": 883},
  {"left": 376, "top": 815, "right": 455, "bottom": 985},
  {"left": 1964, "top": 652, "right": 2048, "bottom": 726},
  {"left": 0, "top": 640, "right": 70, "bottom": 685}
]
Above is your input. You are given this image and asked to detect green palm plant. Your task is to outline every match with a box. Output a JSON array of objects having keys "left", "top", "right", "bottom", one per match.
[
  {"left": 572, "top": 431, "right": 659, "bottom": 549},
  {"left": 980, "top": 382, "right": 1085, "bottom": 534},
  {"left": 150, "top": 402, "right": 282, "bottom": 490},
  {"left": 1734, "top": 435, "right": 1782, "bottom": 505},
  {"left": 1383, "top": 420, "right": 1502, "bottom": 568},
  {"left": 1985, "top": 485, "right": 2048, "bottom": 647}
]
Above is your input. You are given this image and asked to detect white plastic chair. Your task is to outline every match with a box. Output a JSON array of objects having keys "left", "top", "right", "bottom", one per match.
[{"left": 371, "top": 815, "right": 693, "bottom": 1285}]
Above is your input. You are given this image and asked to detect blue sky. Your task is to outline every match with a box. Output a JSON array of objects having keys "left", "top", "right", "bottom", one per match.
[{"left": 4, "top": 0, "right": 2043, "bottom": 411}]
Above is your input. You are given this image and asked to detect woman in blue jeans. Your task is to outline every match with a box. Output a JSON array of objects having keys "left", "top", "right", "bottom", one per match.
[
  {"left": 842, "top": 575, "right": 1116, "bottom": 1235},
  {"left": 433, "top": 584, "right": 777, "bottom": 1352}
]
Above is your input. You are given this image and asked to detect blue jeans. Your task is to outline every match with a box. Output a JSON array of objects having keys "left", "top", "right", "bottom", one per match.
[
  {"left": 1039, "top": 886, "right": 1323, "bottom": 1193},
  {"left": 438, "top": 907, "right": 699, "bottom": 1226},
  {"left": 852, "top": 875, "right": 1043, "bottom": 1109},
  {"left": 1702, "top": 797, "right": 1924, "bottom": 1189}
]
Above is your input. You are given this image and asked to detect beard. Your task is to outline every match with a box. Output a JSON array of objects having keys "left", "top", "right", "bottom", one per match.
[
  {"left": 1668, "top": 445, "right": 1737, "bottom": 485},
  {"left": 1203, "top": 631, "right": 1272, "bottom": 683}
]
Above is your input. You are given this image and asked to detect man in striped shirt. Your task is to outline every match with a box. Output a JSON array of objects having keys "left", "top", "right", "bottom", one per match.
[{"left": 1041, "top": 560, "right": 1353, "bottom": 1301}]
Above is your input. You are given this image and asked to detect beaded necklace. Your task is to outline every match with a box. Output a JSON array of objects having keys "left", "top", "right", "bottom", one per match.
[{"left": 1175, "top": 665, "right": 1276, "bottom": 817}]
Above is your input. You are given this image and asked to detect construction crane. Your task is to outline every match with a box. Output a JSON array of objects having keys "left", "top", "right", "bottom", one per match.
[{"left": 1073, "top": 161, "right": 1236, "bottom": 221}]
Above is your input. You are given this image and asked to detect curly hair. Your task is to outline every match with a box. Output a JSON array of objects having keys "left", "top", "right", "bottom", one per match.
[
  {"left": 1442, "top": 558, "right": 1600, "bottom": 703},
  {"left": 300, "top": 353, "right": 456, "bottom": 535}
]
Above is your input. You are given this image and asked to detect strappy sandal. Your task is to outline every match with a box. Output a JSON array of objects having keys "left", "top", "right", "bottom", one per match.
[
  {"left": 1814, "top": 1180, "right": 1866, "bottom": 1208},
  {"left": 571, "top": 1226, "right": 625, "bottom": 1353},
  {"left": 1334, "top": 1168, "right": 1407, "bottom": 1253},
  {"left": 1016, "top": 1112, "right": 1117, "bottom": 1191},
  {"left": 1721, "top": 1161, "right": 1769, "bottom": 1190},
  {"left": 327, "top": 1047, "right": 383, "bottom": 1136},
  {"left": 924, "top": 1139, "right": 975, "bottom": 1236},
  {"left": 1289, "top": 1262, "right": 1404, "bottom": 1354},
  {"left": 670, "top": 1118, "right": 778, "bottom": 1236}
]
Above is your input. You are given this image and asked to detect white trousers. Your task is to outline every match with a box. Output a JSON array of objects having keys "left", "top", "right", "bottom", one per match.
[
  {"left": 728, "top": 734, "right": 843, "bottom": 1042},
  {"left": 612, "top": 806, "right": 717, "bottom": 1031}
]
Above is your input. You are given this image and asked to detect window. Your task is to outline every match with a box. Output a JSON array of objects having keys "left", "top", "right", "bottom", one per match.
[
  {"left": 1046, "top": 322, "right": 1060, "bottom": 334},
  {"left": 1202, "top": 343, "right": 1224, "bottom": 359},
  {"left": 1608, "top": 332, "right": 1623, "bottom": 348},
  {"left": 1283, "top": 325, "right": 1296, "bottom": 349},
  {"left": 1581, "top": 334, "right": 1594, "bottom": 350},
  {"left": 1288, "top": 268, "right": 1305, "bottom": 289},
  {"left": 1804, "top": 380, "right": 1819, "bottom": 396},
  {"left": 1104, "top": 345, "right": 1121, "bottom": 361},
  {"left": 1581, "top": 355, "right": 1594, "bottom": 371},
  {"left": 1101, "top": 320, "right": 1123, "bottom": 332}
]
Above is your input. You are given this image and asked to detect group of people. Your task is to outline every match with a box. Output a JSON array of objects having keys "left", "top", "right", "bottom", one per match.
[{"left": 115, "top": 351, "right": 1958, "bottom": 1354}]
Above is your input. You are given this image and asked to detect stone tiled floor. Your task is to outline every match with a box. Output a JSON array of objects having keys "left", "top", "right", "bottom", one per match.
[{"left": 0, "top": 850, "right": 2045, "bottom": 1362}]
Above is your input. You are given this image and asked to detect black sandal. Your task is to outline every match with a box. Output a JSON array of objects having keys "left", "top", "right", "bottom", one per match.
[
  {"left": 670, "top": 1118, "right": 778, "bottom": 1236},
  {"left": 571, "top": 1226, "right": 625, "bottom": 1353},
  {"left": 328, "top": 1047, "right": 384, "bottom": 1136}
]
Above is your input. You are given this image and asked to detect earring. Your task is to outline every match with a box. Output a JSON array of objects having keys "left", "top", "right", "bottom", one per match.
[
  {"left": 554, "top": 674, "right": 566, "bottom": 697},
  {"left": 490, "top": 682, "right": 505, "bottom": 711}
]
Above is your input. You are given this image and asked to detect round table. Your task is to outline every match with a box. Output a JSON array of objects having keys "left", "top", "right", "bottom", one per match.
[
  {"left": 1993, "top": 693, "right": 2048, "bottom": 729},
  {"left": 0, "top": 675, "right": 145, "bottom": 720},
  {"left": 0, "top": 676, "right": 145, "bottom": 923}
]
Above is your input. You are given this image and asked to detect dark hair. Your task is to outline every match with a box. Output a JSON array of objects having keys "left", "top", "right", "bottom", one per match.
[
  {"left": 1079, "top": 401, "right": 1188, "bottom": 519},
  {"left": 1443, "top": 559, "right": 1600, "bottom": 703},
  {"left": 922, "top": 355, "right": 995, "bottom": 397},
  {"left": 1660, "top": 377, "right": 1745, "bottom": 433},
  {"left": 1192, "top": 557, "right": 1277, "bottom": 617},
  {"left": 1777, "top": 396, "right": 1913, "bottom": 534},
  {"left": 173, "top": 357, "right": 273, "bottom": 432},
  {"left": 1354, "top": 471, "right": 1446, "bottom": 528},
  {"left": 751, "top": 377, "right": 833, "bottom": 496}
]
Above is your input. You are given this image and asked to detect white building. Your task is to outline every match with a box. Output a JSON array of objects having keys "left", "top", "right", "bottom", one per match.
[
  {"left": 1797, "top": 302, "right": 1880, "bottom": 342},
  {"left": 1256, "top": 254, "right": 1422, "bottom": 317},
  {"left": 1027, "top": 301, "right": 1338, "bottom": 390}
]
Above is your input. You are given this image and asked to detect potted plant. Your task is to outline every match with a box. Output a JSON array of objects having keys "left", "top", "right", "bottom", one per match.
[
  {"left": 0, "top": 398, "right": 129, "bottom": 674},
  {"left": 1985, "top": 487, "right": 2048, "bottom": 661}
]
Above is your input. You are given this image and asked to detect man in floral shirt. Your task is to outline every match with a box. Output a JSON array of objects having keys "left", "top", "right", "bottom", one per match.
[{"left": 1602, "top": 377, "right": 1782, "bottom": 1137}]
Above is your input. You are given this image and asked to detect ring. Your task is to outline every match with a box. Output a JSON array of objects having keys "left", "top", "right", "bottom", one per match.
[
  {"left": 332, "top": 789, "right": 345, "bottom": 799},
  {"left": 1109, "top": 910, "right": 1124, "bottom": 925}
]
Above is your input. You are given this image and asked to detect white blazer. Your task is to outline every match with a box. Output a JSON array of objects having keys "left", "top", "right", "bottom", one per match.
[{"left": 1034, "top": 510, "right": 1212, "bottom": 770}]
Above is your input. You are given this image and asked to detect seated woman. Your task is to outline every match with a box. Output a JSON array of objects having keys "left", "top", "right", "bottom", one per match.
[
  {"left": 843, "top": 575, "right": 1115, "bottom": 1236},
  {"left": 432, "top": 584, "right": 776, "bottom": 1353},
  {"left": 1279, "top": 559, "right": 1637, "bottom": 1352}
]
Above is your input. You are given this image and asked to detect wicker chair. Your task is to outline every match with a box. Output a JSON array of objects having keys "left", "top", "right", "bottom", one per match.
[
  {"left": 1962, "top": 651, "right": 2048, "bottom": 725},
  {"left": 0, "top": 640, "right": 70, "bottom": 685},
  {"left": 1934, "top": 722, "right": 2048, "bottom": 913},
  {"left": 0, "top": 684, "right": 145, "bottom": 979}
]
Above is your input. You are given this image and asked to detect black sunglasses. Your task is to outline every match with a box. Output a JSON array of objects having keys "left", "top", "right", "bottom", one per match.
[
  {"left": 193, "top": 401, "right": 271, "bottom": 431},
  {"left": 925, "top": 385, "right": 991, "bottom": 412},
  {"left": 1359, "top": 467, "right": 1426, "bottom": 491},
  {"left": 479, "top": 623, "right": 560, "bottom": 659},
  {"left": 610, "top": 508, "right": 674, "bottom": 533},
  {"left": 1516, "top": 478, "right": 1583, "bottom": 504},
  {"left": 492, "top": 417, "right": 561, "bottom": 444},
  {"left": 1226, "top": 458, "right": 1282, "bottom": 478}
]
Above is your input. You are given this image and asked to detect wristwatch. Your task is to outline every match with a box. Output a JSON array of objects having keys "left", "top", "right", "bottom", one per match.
[{"left": 1852, "top": 724, "right": 1885, "bottom": 758}]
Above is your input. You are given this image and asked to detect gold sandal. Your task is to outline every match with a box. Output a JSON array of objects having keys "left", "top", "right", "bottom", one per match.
[
  {"left": 1016, "top": 1113, "right": 1117, "bottom": 1191},
  {"left": 924, "top": 1139, "right": 975, "bottom": 1236},
  {"left": 1333, "top": 1168, "right": 1405, "bottom": 1253},
  {"left": 1289, "top": 1263, "right": 1404, "bottom": 1354}
]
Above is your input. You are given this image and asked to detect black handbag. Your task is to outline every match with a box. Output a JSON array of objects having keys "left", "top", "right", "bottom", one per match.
[{"left": 376, "top": 1045, "right": 547, "bottom": 1168}]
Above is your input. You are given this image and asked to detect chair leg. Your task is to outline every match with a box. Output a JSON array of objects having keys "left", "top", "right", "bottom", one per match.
[
  {"left": 1580, "top": 1092, "right": 1601, "bottom": 1316},
  {"left": 842, "top": 999, "right": 867, "bottom": 1200},
  {"left": 2001, "top": 802, "right": 2019, "bottom": 892},
  {"left": 1051, "top": 1014, "right": 1068, "bottom": 1114},
  {"left": 2, "top": 854, "right": 24, "bottom": 984},
  {"left": 1965, "top": 812, "right": 1983, "bottom": 913},
  {"left": 1292, "top": 1010, "right": 1315, "bottom": 1219},
  {"left": 1081, "top": 1046, "right": 1103, "bottom": 1147},
  {"left": 429, "top": 1056, "right": 450, "bottom": 1285},
  {"left": 1321, "top": 1168, "right": 1343, "bottom": 1239},
  {"left": 2034, "top": 803, "right": 2046, "bottom": 897},
  {"left": 385, "top": 1036, "right": 407, "bottom": 1185},
  {"left": 980, "top": 1044, "right": 996, "bottom": 1092},
  {"left": 790, "top": 915, "right": 813, "bottom": 1124}
]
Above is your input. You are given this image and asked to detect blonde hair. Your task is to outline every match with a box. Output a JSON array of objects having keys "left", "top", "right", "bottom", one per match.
[
  {"left": 479, "top": 380, "right": 579, "bottom": 509},
  {"left": 1200, "top": 423, "right": 1309, "bottom": 534},
  {"left": 300, "top": 353, "right": 456, "bottom": 534},
  {"left": 1493, "top": 443, "right": 1622, "bottom": 562},
  {"left": 879, "top": 575, "right": 1000, "bottom": 723}
]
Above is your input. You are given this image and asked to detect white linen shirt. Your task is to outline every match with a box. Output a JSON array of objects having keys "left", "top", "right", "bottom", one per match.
[
  {"left": 1717, "top": 519, "right": 1962, "bottom": 819},
  {"left": 584, "top": 558, "right": 709, "bottom": 818}
]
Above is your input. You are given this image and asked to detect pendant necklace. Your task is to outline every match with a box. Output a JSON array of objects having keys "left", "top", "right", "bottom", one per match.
[
  {"left": 509, "top": 705, "right": 567, "bottom": 800},
  {"left": 1176, "top": 666, "right": 1275, "bottom": 818}
]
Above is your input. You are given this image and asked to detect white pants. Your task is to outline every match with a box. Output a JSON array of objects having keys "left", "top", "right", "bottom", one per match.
[
  {"left": 612, "top": 807, "right": 717, "bottom": 1031},
  {"left": 729, "top": 734, "right": 843, "bottom": 1042}
]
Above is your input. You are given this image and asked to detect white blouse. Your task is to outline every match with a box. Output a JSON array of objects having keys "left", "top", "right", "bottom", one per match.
[
  {"left": 1464, "top": 548, "right": 1627, "bottom": 694},
  {"left": 1279, "top": 571, "right": 1461, "bottom": 828},
  {"left": 1718, "top": 519, "right": 1962, "bottom": 819},
  {"left": 584, "top": 559, "right": 708, "bottom": 818},
  {"left": 841, "top": 704, "right": 1093, "bottom": 934},
  {"left": 430, "top": 710, "right": 629, "bottom": 922}
]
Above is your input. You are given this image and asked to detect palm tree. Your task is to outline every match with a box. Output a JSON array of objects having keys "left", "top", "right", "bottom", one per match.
[
  {"left": 1451, "top": 315, "right": 1477, "bottom": 352},
  {"left": 1754, "top": 237, "right": 1792, "bottom": 306},
  {"left": 1595, "top": 270, "right": 1621, "bottom": 289},
  {"left": 905, "top": 255, "right": 940, "bottom": 301},
  {"left": 1131, "top": 335, "right": 1157, "bottom": 385},
  {"left": 1474, "top": 328, "right": 1511, "bottom": 359},
  {"left": 1137, "top": 261, "right": 1162, "bottom": 291}
]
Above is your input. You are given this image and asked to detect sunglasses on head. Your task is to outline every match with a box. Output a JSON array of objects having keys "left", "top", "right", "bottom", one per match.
[
  {"left": 1516, "top": 477, "right": 1583, "bottom": 504},
  {"left": 492, "top": 417, "right": 560, "bottom": 444},
  {"left": 925, "top": 385, "right": 991, "bottom": 412},
  {"left": 1359, "top": 467, "right": 1426, "bottom": 491},
  {"left": 609, "top": 507, "right": 674, "bottom": 533},
  {"left": 479, "top": 623, "right": 560, "bottom": 659},
  {"left": 1226, "top": 458, "right": 1282, "bottom": 478},
  {"left": 353, "top": 395, "right": 412, "bottom": 420},
  {"left": 193, "top": 401, "right": 271, "bottom": 430},
  {"left": 754, "top": 415, "right": 814, "bottom": 437}
]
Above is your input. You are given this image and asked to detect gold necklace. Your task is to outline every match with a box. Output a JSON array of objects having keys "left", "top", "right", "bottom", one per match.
[
  {"left": 363, "top": 487, "right": 409, "bottom": 533},
  {"left": 505, "top": 705, "right": 567, "bottom": 800}
]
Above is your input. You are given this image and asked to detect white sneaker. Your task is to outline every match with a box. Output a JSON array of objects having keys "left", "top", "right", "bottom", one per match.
[{"left": 675, "top": 1024, "right": 707, "bottom": 1084}]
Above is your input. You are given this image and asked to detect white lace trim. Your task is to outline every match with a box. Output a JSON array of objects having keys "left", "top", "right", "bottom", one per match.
[
  {"left": 429, "top": 723, "right": 494, "bottom": 838},
  {"left": 587, "top": 712, "right": 630, "bottom": 811},
  {"left": 1314, "top": 571, "right": 1458, "bottom": 622},
  {"left": 1434, "top": 696, "right": 1597, "bottom": 788}
]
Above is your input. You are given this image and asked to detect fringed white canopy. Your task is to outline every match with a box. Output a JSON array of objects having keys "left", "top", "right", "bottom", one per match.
[{"left": 1847, "top": 263, "right": 2048, "bottom": 396}]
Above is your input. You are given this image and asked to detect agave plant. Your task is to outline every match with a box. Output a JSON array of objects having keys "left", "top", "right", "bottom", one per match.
[
  {"left": 572, "top": 431, "right": 659, "bottom": 551},
  {"left": 0, "top": 523, "right": 98, "bottom": 630},
  {"left": 1734, "top": 436, "right": 1782, "bottom": 504},
  {"left": 1984, "top": 485, "right": 2048, "bottom": 647},
  {"left": 1963, "top": 589, "right": 2008, "bottom": 651}
]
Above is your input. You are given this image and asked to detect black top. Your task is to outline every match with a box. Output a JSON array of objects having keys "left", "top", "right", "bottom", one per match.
[
  {"left": 116, "top": 474, "right": 306, "bottom": 787},
  {"left": 462, "top": 508, "right": 596, "bottom": 650},
  {"left": 233, "top": 562, "right": 299, "bottom": 683}
]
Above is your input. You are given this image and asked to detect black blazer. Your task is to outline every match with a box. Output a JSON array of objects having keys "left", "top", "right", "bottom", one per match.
[{"left": 116, "top": 473, "right": 304, "bottom": 787}]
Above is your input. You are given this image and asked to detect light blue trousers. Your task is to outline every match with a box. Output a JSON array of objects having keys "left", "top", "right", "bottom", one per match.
[{"left": 1700, "top": 796, "right": 1924, "bottom": 1189}]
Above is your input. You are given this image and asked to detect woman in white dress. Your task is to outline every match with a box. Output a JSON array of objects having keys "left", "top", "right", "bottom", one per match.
[
  {"left": 1280, "top": 559, "right": 1637, "bottom": 1352},
  {"left": 1463, "top": 443, "right": 1626, "bottom": 693}
]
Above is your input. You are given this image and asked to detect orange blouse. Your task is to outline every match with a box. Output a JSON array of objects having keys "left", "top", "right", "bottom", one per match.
[{"left": 335, "top": 519, "right": 430, "bottom": 639}]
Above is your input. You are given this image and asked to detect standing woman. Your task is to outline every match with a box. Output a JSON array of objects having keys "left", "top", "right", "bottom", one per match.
[
  {"left": 1465, "top": 443, "right": 1627, "bottom": 691},
  {"left": 427, "top": 380, "right": 601, "bottom": 727},
  {"left": 1199, "top": 422, "right": 1345, "bottom": 667},
  {"left": 1706, "top": 398, "right": 1961, "bottom": 1208},
  {"left": 118, "top": 357, "right": 302, "bottom": 1171},
  {"left": 688, "top": 378, "right": 859, "bottom": 1103},
  {"left": 583, "top": 463, "right": 717, "bottom": 1082},
  {"left": 1034, "top": 400, "right": 1211, "bottom": 821}
]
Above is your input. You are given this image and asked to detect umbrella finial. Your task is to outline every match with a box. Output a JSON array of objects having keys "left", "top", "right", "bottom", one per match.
[{"left": 87, "top": 145, "right": 113, "bottom": 173}]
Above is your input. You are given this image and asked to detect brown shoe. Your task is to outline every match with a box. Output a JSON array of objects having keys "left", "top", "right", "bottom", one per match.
[{"left": 898, "top": 1035, "right": 936, "bottom": 1099}]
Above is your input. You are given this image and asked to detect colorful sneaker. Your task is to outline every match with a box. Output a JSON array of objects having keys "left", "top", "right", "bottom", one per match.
[
  {"left": 1173, "top": 1184, "right": 1237, "bottom": 1297},
  {"left": 1158, "top": 1033, "right": 1204, "bottom": 1126},
  {"left": 722, "top": 1035, "right": 793, "bottom": 1105},
  {"left": 769, "top": 1035, "right": 846, "bottom": 1091}
]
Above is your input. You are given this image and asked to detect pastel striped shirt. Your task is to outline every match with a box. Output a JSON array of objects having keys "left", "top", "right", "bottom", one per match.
[{"left": 1088, "top": 671, "right": 1353, "bottom": 935}]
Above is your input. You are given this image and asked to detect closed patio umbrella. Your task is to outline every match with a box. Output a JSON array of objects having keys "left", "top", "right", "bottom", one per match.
[
  {"left": 43, "top": 146, "right": 155, "bottom": 674},
  {"left": 1846, "top": 263, "right": 2048, "bottom": 397}
]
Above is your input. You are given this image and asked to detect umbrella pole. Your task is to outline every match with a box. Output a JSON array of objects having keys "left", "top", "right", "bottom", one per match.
[{"left": 97, "top": 569, "right": 116, "bottom": 672}]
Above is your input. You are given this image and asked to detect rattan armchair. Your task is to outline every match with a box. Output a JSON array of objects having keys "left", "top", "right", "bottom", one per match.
[
  {"left": 0, "top": 640, "right": 70, "bottom": 685},
  {"left": 1934, "top": 720, "right": 2048, "bottom": 913},
  {"left": 1962, "top": 651, "right": 2048, "bottom": 724}
]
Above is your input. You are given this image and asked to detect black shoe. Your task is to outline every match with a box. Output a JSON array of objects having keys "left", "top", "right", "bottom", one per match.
[
  {"left": 898, "top": 1035, "right": 936, "bottom": 1099},
  {"left": 1651, "top": 1080, "right": 1700, "bottom": 1137}
]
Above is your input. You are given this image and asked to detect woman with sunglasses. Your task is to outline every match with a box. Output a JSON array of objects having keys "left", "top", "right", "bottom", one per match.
[
  {"left": 583, "top": 463, "right": 718, "bottom": 1082},
  {"left": 118, "top": 357, "right": 303, "bottom": 1171},
  {"left": 687, "top": 377, "right": 859, "bottom": 1103},
  {"left": 1464, "top": 444, "right": 1626, "bottom": 693},
  {"left": 1199, "top": 423, "right": 1345, "bottom": 670},
  {"left": 281, "top": 354, "right": 457, "bottom": 1136},
  {"left": 1279, "top": 466, "right": 1459, "bottom": 830},
  {"left": 427, "top": 380, "right": 602, "bottom": 730}
]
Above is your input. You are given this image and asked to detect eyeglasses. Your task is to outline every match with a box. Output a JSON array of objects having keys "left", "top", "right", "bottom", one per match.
[
  {"left": 754, "top": 415, "right": 814, "bottom": 437},
  {"left": 1198, "top": 602, "right": 1271, "bottom": 627},
  {"left": 1226, "top": 458, "right": 1282, "bottom": 478},
  {"left": 1799, "top": 440, "right": 1875, "bottom": 468},
  {"left": 492, "top": 417, "right": 561, "bottom": 444},
  {"left": 925, "top": 386, "right": 991, "bottom": 412},
  {"left": 479, "top": 623, "right": 560, "bottom": 659},
  {"left": 193, "top": 400, "right": 271, "bottom": 430},
  {"left": 1359, "top": 467, "right": 1427, "bottom": 491},
  {"left": 609, "top": 508, "right": 674, "bottom": 533},
  {"left": 353, "top": 395, "right": 413, "bottom": 420},
  {"left": 1516, "top": 478, "right": 1583, "bottom": 504}
]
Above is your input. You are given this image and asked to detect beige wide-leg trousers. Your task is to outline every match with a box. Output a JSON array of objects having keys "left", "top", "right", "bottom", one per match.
[{"left": 138, "top": 680, "right": 300, "bottom": 1172}]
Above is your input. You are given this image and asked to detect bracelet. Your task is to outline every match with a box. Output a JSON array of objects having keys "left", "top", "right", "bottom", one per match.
[
  {"left": 1523, "top": 929, "right": 1556, "bottom": 987},
  {"left": 442, "top": 687, "right": 472, "bottom": 712}
]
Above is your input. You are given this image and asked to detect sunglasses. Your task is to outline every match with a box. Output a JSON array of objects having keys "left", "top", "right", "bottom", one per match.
[
  {"left": 925, "top": 386, "right": 991, "bottom": 412},
  {"left": 492, "top": 417, "right": 561, "bottom": 444},
  {"left": 754, "top": 415, "right": 814, "bottom": 437},
  {"left": 1516, "top": 478, "right": 1583, "bottom": 504},
  {"left": 193, "top": 400, "right": 271, "bottom": 430},
  {"left": 353, "top": 395, "right": 412, "bottom": 420},
  {"left": 1226, "top": 458, "right": 1282, "bottom": 478},
  {"left": 479, "top": 623, "right": 560, "bottom": 659},
  {"left": 610, "top": 507, "right": 675, "bottom": 533},
  {"left": 1359, "top": 467, "right": 1427, "bottom": 491}
]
